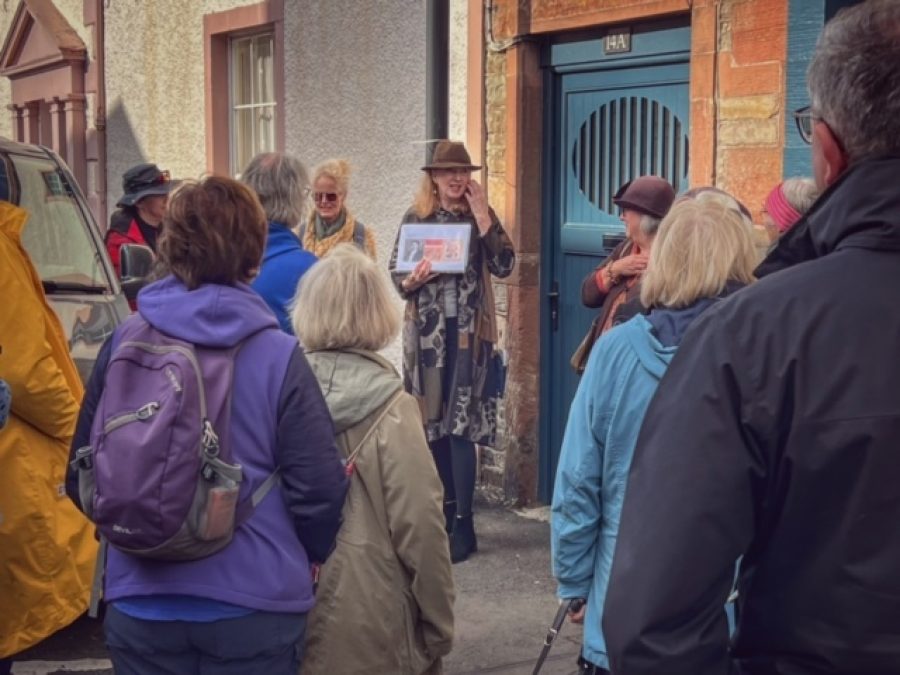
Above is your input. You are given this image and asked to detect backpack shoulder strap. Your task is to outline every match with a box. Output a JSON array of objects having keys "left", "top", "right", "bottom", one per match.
[{"left": 353, "top": 221, "right": 365, "bottom": 248}]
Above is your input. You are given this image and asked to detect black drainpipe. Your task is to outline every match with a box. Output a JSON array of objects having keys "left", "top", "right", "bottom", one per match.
[{"left": 425, "top": 0, "right": 449, "bottom": 163}]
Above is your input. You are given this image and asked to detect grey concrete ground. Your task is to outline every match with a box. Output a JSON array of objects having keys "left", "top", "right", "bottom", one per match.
[
  {"left": 444, "top": 495, "right": 584, "bottom": 675},
  {"left": 12, "top": 493, "right": 583, "bottom": 675}
]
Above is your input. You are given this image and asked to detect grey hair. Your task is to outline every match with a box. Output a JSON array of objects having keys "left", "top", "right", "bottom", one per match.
[
  {"left": 240, "top": 152, "right": 310, "bottom": 227},
  {"left": 780, "top": 177, "right": 819, "bottom": 214},
  {"left": 639, "top": 213, "right": 662, "bottom": 237},
  {"left": 807, "top": 0, "right": 900, "bottom": 162}
]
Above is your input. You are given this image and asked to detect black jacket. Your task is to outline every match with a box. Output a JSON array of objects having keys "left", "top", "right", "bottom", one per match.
[{"left": 603, "top": 157, "right": 900, "bottom": 675}]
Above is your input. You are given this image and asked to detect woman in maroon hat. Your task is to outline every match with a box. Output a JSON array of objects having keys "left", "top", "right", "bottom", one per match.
[
  {"left": 571, "top": 176, "right": 675, "bottom": 373},
  {"left": 389, "top": 140, "right": 515, "bottom": 564}
]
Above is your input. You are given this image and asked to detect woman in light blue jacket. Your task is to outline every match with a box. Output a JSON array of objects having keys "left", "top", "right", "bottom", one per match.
[{"left": 551, "top": 192, "right": 759, "bottom": 674}]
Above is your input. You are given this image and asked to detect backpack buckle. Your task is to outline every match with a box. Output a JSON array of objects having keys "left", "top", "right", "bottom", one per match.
[
  {"left": 72, "top": 445, "right": 94, "bottom": 470},
  {"left": 201, "top": 463, "right": 216, "bottom": 482}
]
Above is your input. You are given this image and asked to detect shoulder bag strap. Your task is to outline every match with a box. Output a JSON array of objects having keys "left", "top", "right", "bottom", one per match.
[
  {"left": 353, "top": 221, "right": 365, "bottom": 248},
  {"left": 344, "top": 390, "right": 405, "bottom": 472}
]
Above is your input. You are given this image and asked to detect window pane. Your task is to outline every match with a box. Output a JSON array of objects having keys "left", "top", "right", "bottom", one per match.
[
  {"left": 232, "top": 37, "right": 252, "bottom": 106},
  {"left": 232, "top": 108, "right": 254, "bottom": 177},
  {"left": 256, "top": 105, "right": 276, "bottom": 155},
  {"left": 255, "top": 34, "right": 275, "bottom": 104},
  {"left": 12, "top": 154, "right": 107, "bottom": 287}
]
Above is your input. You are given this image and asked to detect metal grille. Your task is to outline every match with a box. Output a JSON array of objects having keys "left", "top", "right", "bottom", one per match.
[{"left": 572, "top": 97, "right": 689, "bottom": 215}]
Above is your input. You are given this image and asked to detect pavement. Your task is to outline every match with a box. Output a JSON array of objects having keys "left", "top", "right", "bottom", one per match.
[{"left": 12, "top": 492, "right": 584, "bottom": 675}]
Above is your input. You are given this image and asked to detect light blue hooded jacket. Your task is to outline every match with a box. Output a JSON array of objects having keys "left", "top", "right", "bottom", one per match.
[{"left": 551, "top": 296, "right": 728, "bottom": 670}]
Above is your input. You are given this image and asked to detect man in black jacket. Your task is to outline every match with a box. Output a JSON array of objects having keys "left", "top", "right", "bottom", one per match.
[{"left": 603, "top": 2, "right": 900, "bottom": 673}]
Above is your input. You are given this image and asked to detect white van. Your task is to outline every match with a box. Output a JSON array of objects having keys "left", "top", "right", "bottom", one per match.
[{"left": 1, "top": 136, "right": 129, "bottom": 382}]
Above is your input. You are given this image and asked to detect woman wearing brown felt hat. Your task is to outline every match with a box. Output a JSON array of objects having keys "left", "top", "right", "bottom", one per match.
[
  {"left": 388, "top": 140, "right": 515, "bottom": 564},
  {"left": 571, "top": 175, "right": 676, "bottom": 374}
]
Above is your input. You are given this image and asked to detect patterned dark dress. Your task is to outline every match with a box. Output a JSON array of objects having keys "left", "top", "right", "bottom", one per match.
[{"left": 389, "top": 206, "right": 515, "bottom": 446}]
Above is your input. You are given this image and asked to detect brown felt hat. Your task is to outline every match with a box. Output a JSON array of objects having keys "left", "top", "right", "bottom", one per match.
[
  {"left": 422, "top": 140, "right": 482, "bottom": 171},
  {"left": 613, "top": 176, "right": 676, "bottom": 219}
]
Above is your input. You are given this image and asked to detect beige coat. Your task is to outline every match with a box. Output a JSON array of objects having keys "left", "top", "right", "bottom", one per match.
[{"left": 302, "top": 349, "right": 454, "bottom": 675}]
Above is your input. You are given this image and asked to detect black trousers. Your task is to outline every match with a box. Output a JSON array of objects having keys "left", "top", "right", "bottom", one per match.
[{"left": 430, "top": 317, "right": 477, "bottom": 518}]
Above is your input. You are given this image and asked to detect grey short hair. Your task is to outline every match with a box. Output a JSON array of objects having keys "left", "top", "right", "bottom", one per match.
[
  {"left": 807, "top": 0, "right": 900, "bottom": 162},
  {"left": 241, "top": 152, "right": 310, "bottom": 227},
  {"left": 639, "top": 213, "right": 662, "bottom": 237}
]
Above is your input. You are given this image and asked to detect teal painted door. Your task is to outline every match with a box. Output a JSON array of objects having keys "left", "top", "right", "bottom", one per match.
[{"left": 539, "top": 19, "right": 691, "bottom": 501}]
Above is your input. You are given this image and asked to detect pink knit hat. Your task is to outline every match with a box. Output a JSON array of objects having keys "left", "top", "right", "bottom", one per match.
[{"left": 765, "top": 182, "right": 803, "bottom": 234}]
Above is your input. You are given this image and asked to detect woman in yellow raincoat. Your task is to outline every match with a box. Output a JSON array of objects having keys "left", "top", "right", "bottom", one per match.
[{"left": 0, "top": 201, "right": 98, "bottom": 664}]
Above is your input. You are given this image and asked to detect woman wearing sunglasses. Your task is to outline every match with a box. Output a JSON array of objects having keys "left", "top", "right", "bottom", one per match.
[
  {"left": 389, "top": 140, "right": 515, "bottom": 564},
  {"left": 300, "top": 159, "right": 377, "bottom": 259}
]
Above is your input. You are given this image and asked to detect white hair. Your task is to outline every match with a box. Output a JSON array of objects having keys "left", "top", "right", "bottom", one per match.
[{"left": 641, "top": 199, "right": 758, "bottom": 309}]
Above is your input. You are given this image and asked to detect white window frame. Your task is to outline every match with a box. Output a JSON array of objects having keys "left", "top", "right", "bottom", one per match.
[{"left": 228, "top": 32, "right": 276, "bottom": 177}]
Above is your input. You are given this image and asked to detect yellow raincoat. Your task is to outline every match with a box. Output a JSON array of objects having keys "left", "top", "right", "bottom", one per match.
[{"left": 0, "top": 202, "right": 97, "bottom": 657}]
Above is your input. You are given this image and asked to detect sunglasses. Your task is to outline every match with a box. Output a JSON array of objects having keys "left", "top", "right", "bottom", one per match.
[
  {"left": 793, "top": 105, "right": 818, "bottom": 145},
  {"left": 314, "top": 192, "right": 340, "bottom": 203}
]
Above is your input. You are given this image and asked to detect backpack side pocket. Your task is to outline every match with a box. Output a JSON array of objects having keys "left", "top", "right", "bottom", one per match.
[{"left": 71, "top": 445, "right": 97, "bottom": 519}]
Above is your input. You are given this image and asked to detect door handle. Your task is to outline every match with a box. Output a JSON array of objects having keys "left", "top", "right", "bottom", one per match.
[{"left": 548, "top": 281, "right": 560, "bottom": 332}]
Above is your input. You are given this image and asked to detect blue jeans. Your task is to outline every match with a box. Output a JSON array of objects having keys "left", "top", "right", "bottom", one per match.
[{"left": 104, "top": 604, "right": 307, "bottom": 674}]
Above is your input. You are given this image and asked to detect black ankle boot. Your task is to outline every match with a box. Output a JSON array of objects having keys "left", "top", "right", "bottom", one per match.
[
  {"left": 450, "top": 515, "right": 477, "bottom": 563},
  {"left": 442, "top": 500, "right": 457, "bottom": 534}
]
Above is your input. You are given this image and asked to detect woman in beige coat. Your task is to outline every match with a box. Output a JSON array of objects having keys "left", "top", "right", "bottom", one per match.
[{"left": 293, "top": 244, "right": 455, "bottom": 675}]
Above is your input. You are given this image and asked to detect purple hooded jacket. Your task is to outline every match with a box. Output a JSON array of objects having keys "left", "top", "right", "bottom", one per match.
[{"left": 68, "top": 276, "right": 348, "bottom": 614}]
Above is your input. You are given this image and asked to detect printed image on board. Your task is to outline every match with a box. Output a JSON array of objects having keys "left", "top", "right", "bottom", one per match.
[{"left": 394, "top": 223, "right": 472, "bottom": 273}]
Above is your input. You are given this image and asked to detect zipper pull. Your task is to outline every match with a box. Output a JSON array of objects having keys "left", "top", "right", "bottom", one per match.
[
  {"left": 202, "top": 419, "right": 220, "bottom": 454},
  {"left": 136, "top": 402, "right": 160, "bottom": 420}
]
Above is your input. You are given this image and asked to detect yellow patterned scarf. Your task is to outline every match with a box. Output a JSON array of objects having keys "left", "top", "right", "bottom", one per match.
[{"left": 302, "top": 211, "right": 359, "bottom": 258}]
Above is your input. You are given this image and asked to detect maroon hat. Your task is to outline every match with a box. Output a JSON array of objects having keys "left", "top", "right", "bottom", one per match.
[{"left": 612, "top": 176, "right": 676, "bottom": 219}]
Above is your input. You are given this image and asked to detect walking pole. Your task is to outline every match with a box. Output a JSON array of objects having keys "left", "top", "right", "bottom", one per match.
[{"left": 532, "top": 598, "right": 585, "bottom": 675}]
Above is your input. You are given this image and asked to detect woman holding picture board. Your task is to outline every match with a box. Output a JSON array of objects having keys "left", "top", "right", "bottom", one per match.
[{"left": 389, "top": 140, "right": 515, "bottom": 563}]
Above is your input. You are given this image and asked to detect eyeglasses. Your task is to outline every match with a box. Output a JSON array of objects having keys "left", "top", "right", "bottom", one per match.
[
  {"left": 793, "top": 105, "right": 817, "bottom": 144},
  {"left": 314, "top": 192, "right": 339, "bottom": 203}
]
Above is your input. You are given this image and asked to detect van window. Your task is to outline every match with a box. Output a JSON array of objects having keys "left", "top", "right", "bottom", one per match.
[{"left": 11, "top": 153, "right": 109, "bottom": 290}]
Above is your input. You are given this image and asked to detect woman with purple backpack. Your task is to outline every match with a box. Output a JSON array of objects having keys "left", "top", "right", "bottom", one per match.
[{"left": 67, "top": 176, "right": 348, "bottom": 674}]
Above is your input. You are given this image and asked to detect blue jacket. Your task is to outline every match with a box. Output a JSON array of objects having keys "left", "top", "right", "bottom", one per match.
[
  {"left": 551, "top": 300, "right": 723, "bottom": 669},
  {"left": 251, "top": 222, "right": 317, "bottom": 334},
  {"left": 68, "top": 276, "right": 348, "bottom": 616}
]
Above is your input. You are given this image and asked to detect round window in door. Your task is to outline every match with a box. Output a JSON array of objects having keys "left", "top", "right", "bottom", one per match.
[{"left": 572, "top": 96, "right": 689, "bottom": 216}]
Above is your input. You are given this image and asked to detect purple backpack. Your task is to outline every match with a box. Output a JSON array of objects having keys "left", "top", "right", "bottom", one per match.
[{"left": 72, "top": 317, "right": 278, "bottom": 561}]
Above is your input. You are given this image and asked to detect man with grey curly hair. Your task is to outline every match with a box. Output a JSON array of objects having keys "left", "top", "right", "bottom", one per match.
[
  {"left": 243, "top": 152, "right": 317, "bottom": 334},
  {"left": 604, "top": 2, "right": 900, "bottom": 673}
]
